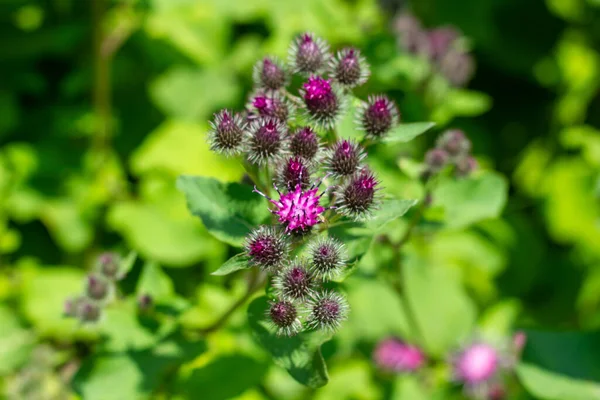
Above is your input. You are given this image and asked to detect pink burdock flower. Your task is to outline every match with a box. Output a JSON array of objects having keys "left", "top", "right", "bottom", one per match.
[
  {"left": 359, "top": 95, "right": 399, "bottom": 138},
  {"left": 247, "top": 118, "right": 287, "bottom": 165},
  {"left": 454, "top": 343, "right": 499, "bottom": 385},
  {"left": 325, "top": 139, "right": 366, "bottom": 177},
  {"left": 289, "top": 32, "right": 330, "bottom": 74},
  {"left": 373, "top": 338, "right": 426, "bottom": 373},
  {"left": 337, "top": 168, "right": 381, "bottom": 220},
  {"left": 301, "top": 76, "right": 342, "bottom": 127},
  {"left": 255, "top": 181, "right": 326, "bottom": 234},
  {"left": 427, "top": 27, "right": 460, "bottom": 62},
  {"left": 250, "top": 92, "right": 292, "bottom": 122},
  {"left": 253, "top": 56, "right": 288, "bottom": 90},
  {"left": 329, "top": 47, "right": 370, "bottom": 88},
  {"left": 268, "top": 299, "right": 302, "bottom": 337},
  {"left": 244, "top": 226, "right": 289, "bottom": 272},
  {"left": 436, "top": 129, "right": 472, "bottom": 157}
]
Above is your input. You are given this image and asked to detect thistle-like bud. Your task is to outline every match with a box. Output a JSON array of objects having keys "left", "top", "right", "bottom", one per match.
[
  {"left": 86, "top": 275, "right": 110, "bottom": 301},
  {"left": 326, "top": 139, "right": 365, "bottom": 177},
  {"left": 392, "top": 13, "right": 430, "bottom": 57},
  {"left": 273, "top": 259, "right": 315, "bottom": 301},
  {"left": 359, "top": 95, "right": 399, "bottom": 138},
  {"left": 427, "top": 27, "right": 460, "bottom": 62},
  {"left": 436, "top": 129, "right": 471, "bottom": 157},
  {"left": 278, "top": 156, "right": 311, "bottom": 190},
  {"left": 301, "top": 76, "right": 342, "bottom": 128},
  {"left": 138, "top": 294, "right": 153, "bottom": 312},
  {"left": 208, "top": 110, "right": 247, "bottom": 156},
  {"left": 455, "top": 156, "right": 478, "bottom": 177},
  {"left": 97, "top": 252, "right": 120, "bottom": 280},
  {"left": 247, "top": 118, "right": 287, "bottom": 165},
  {"left": 373, "top": 338, "right": 426, "bottom": 373},
  {"left": 244, "top": 226, "right": 289, "bottom": 272},
  {"left": 253, "top": 56, "right": 288, "bottom": 90},
  {"left": 452, "top": 343, "right": 500, "bottom": 385},
  {"left": 78, "top": 300, "right": 101, "bottom": 323},
  {"left": 425, "top": 148, "right": 449, "bottom": 173},
  {"left": 289, "top": 32, "right": 329, "bottom": 74},
  {"left": 290, "top": 126, "right": 320, "bottom": 160},
  {"left": 308, "top": 237, "right": 347, "bottom": 280},
  {"left": 64, "top": 296, "right": 83, "bottom": 318},
  {"left": 250, "top": 92, "right": 292, "bottom": 122},
  {"left": 307, "top": 291, "right": 349, "bottom": 332},
  {"left": 338, "top": 168, "right": 381, "bottom": 219},
  {"left": 329, "top": 48, "right": 370, "bottom": 88},
  {"left": 439, "top": 50, "right": 475, "bottom": 87},
  {"left": 268, "top": 299, "right": 302, "bottom": 337}
]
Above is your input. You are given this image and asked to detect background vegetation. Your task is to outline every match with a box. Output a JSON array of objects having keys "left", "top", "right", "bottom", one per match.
[{"left": 0, "top": 0, "right": 599, "bottom": 399}]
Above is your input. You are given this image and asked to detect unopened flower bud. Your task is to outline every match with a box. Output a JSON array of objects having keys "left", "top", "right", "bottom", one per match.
[
  {"left": 253, "top": 56, "right": 288, "bottom": 90},
  {"left": 78, "top": 300, "right": 101, "bottom": 323},
  {"left": 329, "top": 47, "right": 370, "bottom": 88},
  {"left": 308, "top": 237, "right": 347, "bottom": 280},
  {"left": 307, "top": 291, "right": 349, "bottom": 332},
  {"left": 278, "top": 156, "right": 311, "bottom": 190},
  {"left": 245, "top": 226, "right": 289, "bottom": 272},
  {"left": 269, "top": 299, "right": 301, "bottom": 337},
  {"left": 289, "top": 32, "right": 329, "bottom": 74},
  {"left": 247, "top": 118, "right": 287, "bottom": 165},
  {"left": 439, "top": 50, "right": 475, "bottom": 87},
  {"left": 436, "top": 129, "right": 471, "bottom": 157},
  {"left": 250, "top": 92, "right": 292, "bottom": 122},
  {"left": 359, "top": 95, "right": 399, "bottom": 138},
  {"left": 64, "top": 296, "right": 83, "bottom": 318},
  {"left": 138, "top": 294, "right": 153, "bottom": 312},
  {"left": 392, "top": 13, "right": 430, "bottom": 57},
  {"left": 373, "top": 338, "right": 426, "bottom": 372},
  {"left": 427, "top": 27, "right": 460, "bottom": 62},
  {"left": 86, "top": 275, "right": 110, "bottom": 301},
  {"left": 290, "top": 126, "right": 320, "bottom": 160},
  {"left": 208, "top": 110, "right": 247, "bottom": 156},
  {"left": 301, "top": 76, "right": 342, "bottom": 128},
  {"left": 338, "top": 168, "right": 381, "bottom": 219},
  {"left": 455, "top": 156, "right": 478, "bottom": 177},
  {"left": 273, "top": 259, "right": 315, "bottom": 301},
  {"left": 425, "top": 148, "right": 449, "bottom": 173},
  {"left": 326, "top": 140, "right": 365, "bottom": 177},
  {"left": 97, "top": 252, "right": 120, "bottom": 280}
]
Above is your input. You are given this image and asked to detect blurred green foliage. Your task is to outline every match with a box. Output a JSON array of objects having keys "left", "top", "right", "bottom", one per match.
[{"left": 0, "top": 0, "right": 599, "bottom": 399}]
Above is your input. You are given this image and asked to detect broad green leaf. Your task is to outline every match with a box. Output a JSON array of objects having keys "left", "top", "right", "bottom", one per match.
[
  {"left": 136, "top": 262, "right": 175, "bottom": 302},
  {"left": 177, "top": 175, "right": 269, "bottom": 246},
  {"left": 517, "top": 363, "right": 600, "bottom": 400},
  {"left": 314, "top": 359, "right": 381, "bottom": 400},
  {"left": 248, "top": 296, "right": 331, "bottom": 388},
  {"left": 382, "top": 122, "right": 436, "bottom": 144},
  {"left": 403, "top": 256, "right": 476, "bottom": 356},
  {"left": 0, "top": 305, "right": 35, "bottom": 374},
  {"left": 432, "top": 171, "right": 508, "bottom": 229},
  {"left": 392, "top": 375, "right": 431, "bottom": 400},
  {"left": 211, "top": 253, "right": 249, "bottom": 276},
  {"left": 366, "top": 198, "right": 418, "bottom": 231}
]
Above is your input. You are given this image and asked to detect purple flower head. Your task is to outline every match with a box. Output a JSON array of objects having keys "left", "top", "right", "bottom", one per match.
[
  {"left": 290, "top": 126, "right": 320, "bottom": 160},
  {"left": 359, "top": 95, "right": 399, "bottom": 138},
  {"left": 308, "top": 237, "right": 347, "bottom": 280},
  {"left": 455, "top": 156, "right": 478, "bottom": 177},
  {"left": 326, "top": 139, "right": 365, "bottom": 177},
  {"left": 273, "top": 259, "right": 315, "bottom": 301},
  {"left": 208, "top": 110, "right": 247, "bottom": 156},
  {"left": 436, "top": 129, "right": 472, "bottom": 157},
  {"left": 272, "top": 184, "right": 326, "bottom": 234},
  {"left": 289, "top": 32, "right": 330, "bottom": 74},
  {"left": 250, "top": 92, "right": 291, "bottom": 122},
  {"left": 278, "top": 156, "right": 311, "bottom": 190},
  {"left": 268, "top": 299, "right": 301, "bottom": 337},
  {"left": 253, "top": 56, "right": 288, "bottom": 90},
  {"left": 78, "top": 300, "right": 101, "bottom": 323},
  {"left": 329, "top": 47, "right": 370, "bottom": 88},
  {"left": 439, "top": 49, "right": 475, "bottom": 87},
  {"left": 248, "top": 118, "right": 287, "bottom": 165},
  {"left": 338, "top": 168, "right": 381, "bottom": 220},
  {"left": 97, "top": 252, "right": 121, "bottom": 280},
  {"left": 245, "top": 226, "right": 289, "bottom": 272},
  {"left": 373, "top": 338, "right": 426, "bottom": 373},
  {"left": 301, "top": 76, "right": 342, "bottom": 127},
  {"left": 307, "top": 290, "right": 349, "bottom": 332},
  {"left": 86, "top": 274, "right": 110, "bottom": 301},
  {"left": 453, "top": 343, "right": 500, "bottom": 385},
  {"left": 425, "top": 148, "right": 449, "bottom": 173},
  {"left": 428, "top": 27, "right": 460, "bottom": 61},
  {"left": 392, "top": 13, "right": 431, "bottom": 57}
]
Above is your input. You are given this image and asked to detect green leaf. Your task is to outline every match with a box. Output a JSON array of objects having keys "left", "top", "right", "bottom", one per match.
[
  {"left": 120, "top": 251, "right": 137, "bottom": 276},
  {"left": 517, "top": 363, "right": 600, "bottom": 400},
  {"left": 403, "top": 256, "right": 476, "bottom": 356},
  {"left": 432, "top": 171, "right": 508, "bottom": 229},
  {"left": 382, "top": 122, "right": 436, "bottom": 144},
  {"left": 0, "top": 305, "right": 35, "bottom": 374},
  {"left": 177, "top": 175, "right": 269, "bottom": 246},
  {"left": 366, "top": 198, "right": 418, "bottom": 231},
  {"left": 211, "top": 253, "right": 249, "bottom": 276},
  {"left": 136, "top": 261, "right": 175, "bottom": 302},
  {"left": 247, "top": 296, "right": 331, "bottom": 388}
]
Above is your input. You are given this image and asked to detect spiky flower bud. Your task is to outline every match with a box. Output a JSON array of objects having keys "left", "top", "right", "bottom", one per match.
[
  {"left": 436, "top": 129, "right": 471, "bottom": 157},
  {"left": 253, "top": 56, "right": 288, "bottom": 90},
  {"left": 138, "top": 294, "right": 153, "bottom": 312},
  {"left": 245, "top": 226, "right": 289, "bottom": 272},
  {"left": 290, "top": 126, "right": 320, "bottom": 160},
  {"left": 248, "top": 118, "right": 286, "bottom": 165},
  {"left": 208, "top": 110, "right": 247, "bottom": 156},
  {"left": 289, "top": 32, "right": 329, "bottom": 74},
  {"left": 453, "top": 343, "right": 500, "bottom": 385},
  {"left": 97, "top": 252, "right": 120, "bottom": 280},
  {"left": 425, "top": 148, "right": 449, "bottom": 173},
  {"left": 278, "top": 156, "right": 311, "bottom": 190},
  {"left": 64, "top": 296, "right": 83, "bottom": 318},
  {"left": 268, "top": 299, "right": 302, "bottom": 337},
  {"left": 427, "top": 27, "right": 460, "bottom": 62},
  {"left": 373, "top": 338, "right": 426, "bottom": 373},
  {"left": 308, "top": 237, "right": 347, "bottom": 280},
  {"left": 307, "top": 291, "right": 349, "bottom": 332},
  {"left": 250, "top": 92, "right": 292, "bottom": 122},
  {"left": 392, "top": 13, "right": 430, "bottom": 57},
  {"left": 439, "top": 50, "right": 475, "bottom": 87},
  {"left": 273, "top": 259, "right": 315, "bottom": 301},
  {"left": 329, "top": 48, "right": 370, "bottom": 88},
  {"left": 86, "top": 275, "right": 110, "bottom": 301},
  {"left": 301, "top": 76, "right": 342, "bottom": 128},
  {"left": 338, "top": 168, "right": 381, "bottom": 219},
  {"left": 78, "top": 300, "right": 101, "bottom": 323},
  {"left": 326, "top": 139, "right": 365, "bottom": 177},
  {"left": 359, "top": 95, "right": 399, "bottom": 138},
  {"left": 455, "top": 156, "right": 478, "bottom": 177}
]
